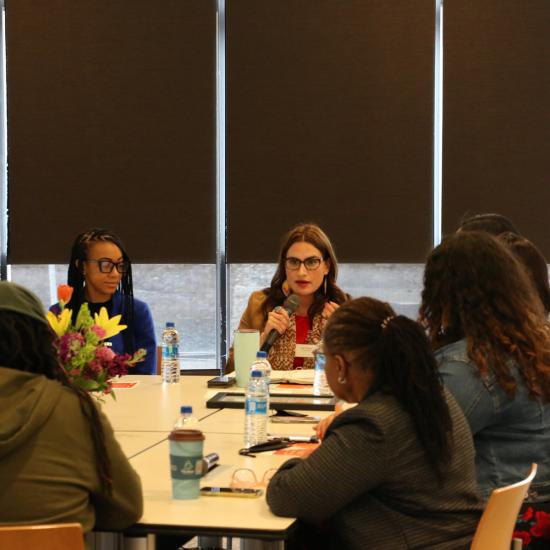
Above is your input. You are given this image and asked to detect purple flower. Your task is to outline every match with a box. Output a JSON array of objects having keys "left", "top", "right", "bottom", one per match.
[{"left": 59, "top": 332, "right": 85, "bottom": 362}]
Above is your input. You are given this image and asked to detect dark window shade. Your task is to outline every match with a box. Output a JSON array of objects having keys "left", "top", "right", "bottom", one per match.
[
  {"left": 226, "top": 0, "right": 434, "bottom": 263},
  {"left": 442, "top": 1, "right": 550, "bottom": 255},
  {"left": 6, "top": 0, "right": 216, "bottom": 264}
]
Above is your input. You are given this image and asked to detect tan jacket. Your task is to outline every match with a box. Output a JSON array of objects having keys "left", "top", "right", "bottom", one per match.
[
  {"left": 226, "top": 290, "right": 325, "bottom": 371},
  {"left": 0, "top": 367, "right": 143, "bottom": 532}
]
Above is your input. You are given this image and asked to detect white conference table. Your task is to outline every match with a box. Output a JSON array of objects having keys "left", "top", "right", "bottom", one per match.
[
  {"left": 126, "top": 433, "right": 299, "bottom": 541},
  {"left": 99, "top": 374, "right": 335, "bottom": 546},
  {"left": 199, "top": 407, "right": 325, "bottom": 439},
  {"left": 101, "top": 375, "right": 218, "bottom": 432},
  {"left": 115, "top": 431, "right": 170, "bottom": 459}
]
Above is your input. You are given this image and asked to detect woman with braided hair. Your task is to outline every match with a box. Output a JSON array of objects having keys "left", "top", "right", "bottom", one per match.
[
  {"left": 420, "top": 230, "right": 550, "bottom": 502},
  {"left": 267, "top": 297, "right": 481, "bottom": 549},
  {"left": 0, "top": 281, "right": 142, "bottom": 533},
  {"left": 51, "top": 228, "right": 156, "bottom": 374}
]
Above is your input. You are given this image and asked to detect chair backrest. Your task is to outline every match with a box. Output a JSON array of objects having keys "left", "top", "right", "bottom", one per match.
[
  {"left": 470, "top": 463, "right": 538, "bottom": 550},
  {"left": 0, "top": 523, "right": 84, "bottom": 550},
  {"left": 156, "top": 345, "right": 162, "bottom": 375}
]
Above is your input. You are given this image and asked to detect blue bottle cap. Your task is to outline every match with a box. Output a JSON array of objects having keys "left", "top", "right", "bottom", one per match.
[
  {"left": 180, "top": 405, "right": 193, "bottom": 414},
  {"left": 251, "top": 370, "right": 262, "bottom": 377},
  {"left": 166, "top": 321, "right": 175, "bottom": 327},
  {"left": 256, "top": 351, "right": 267, "bottom": 358}
]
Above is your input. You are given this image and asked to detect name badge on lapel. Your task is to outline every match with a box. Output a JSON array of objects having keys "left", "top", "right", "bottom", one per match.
[{"left": 294, "top": 344, "right": 316, "bottom": 358}]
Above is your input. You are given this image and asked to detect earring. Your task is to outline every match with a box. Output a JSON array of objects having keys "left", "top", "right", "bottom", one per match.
[
  {"left": 337, "top": 375, "right": 347, "bottom": 384},
  {"left": 282, "top": 280, "right": 290, "bottom": 297},
  {"left": 323, "top": 276, "right": 327, "bottom": 295}
]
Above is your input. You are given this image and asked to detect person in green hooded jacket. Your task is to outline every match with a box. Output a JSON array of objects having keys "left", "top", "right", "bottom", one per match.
[{"left": 0, "top": 281, "right": 143, "bottom": 534}]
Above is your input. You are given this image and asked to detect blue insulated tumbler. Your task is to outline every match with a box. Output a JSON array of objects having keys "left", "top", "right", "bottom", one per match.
[{"left": 169, "top": 429, "right": 205, "bottom": 499}]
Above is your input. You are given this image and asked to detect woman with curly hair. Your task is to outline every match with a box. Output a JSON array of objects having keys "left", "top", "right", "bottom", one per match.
[
  {"left": 420, "top": 231, "right": 550, "bottom": 502},
  {"left": 499, "top": 232, "right": 550, "bottom": 316}
]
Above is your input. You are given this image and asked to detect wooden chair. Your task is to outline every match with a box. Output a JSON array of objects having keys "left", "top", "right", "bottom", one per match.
[
  {"left": 0, "top": 523, "right": 84, "bottom": 550},
  {"left": 471, "top": 463, "right": 538, "bottom": 550},
  {"left": 156, "top": 345, "right": 162, "bottom": 374}
]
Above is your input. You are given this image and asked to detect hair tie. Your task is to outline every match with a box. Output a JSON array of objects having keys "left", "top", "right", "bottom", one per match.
[{"left": 381, "top": 315, "right": 395, "bottom": 330}]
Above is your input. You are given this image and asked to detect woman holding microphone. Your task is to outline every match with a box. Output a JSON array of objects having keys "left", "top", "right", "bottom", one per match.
[{"left": 227, "top": 223, "right": 348, "bottom": 371}]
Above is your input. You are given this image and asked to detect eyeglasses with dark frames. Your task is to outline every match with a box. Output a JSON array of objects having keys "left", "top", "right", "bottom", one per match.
[
  {"left": 285, "top": 256, "right": 324, "bottom": 271},
  {"left": 85, "top": 259, "right": 130, "bottom": 274}
]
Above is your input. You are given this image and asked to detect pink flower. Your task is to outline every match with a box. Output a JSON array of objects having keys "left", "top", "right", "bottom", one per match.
[
  {"left": 86, "top": 360, "right": 103, "bottom": 374},
  {"left": 95, "top": 346, "right": 115, "bottom": 362},
  {"left": 91, "top": 325, "right": 107, "bottom": 339}
]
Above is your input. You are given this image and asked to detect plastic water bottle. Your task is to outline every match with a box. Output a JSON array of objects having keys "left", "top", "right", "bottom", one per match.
[
  {"left": 174, "top": 405, "right": 198, "bottom": 429},
  {"left": 313, "top": 344, "right": 329, "bottom": 396},
  {"left": 250, "top": 351, "right": 271, "bottom": 411},
  {"left": 162, "top": 322, "right": 181, "bottom": 383},
  {"left": 250, "top": 351, "right": 271, "bottom": 384},
  {"left": 244, "top": 370, "right": 269, "bottom": 448}
]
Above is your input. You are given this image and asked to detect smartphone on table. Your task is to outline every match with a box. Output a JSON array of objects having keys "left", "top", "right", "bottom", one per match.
[{"left": 207, "top": 375, "right": 236, "bottom": 388}]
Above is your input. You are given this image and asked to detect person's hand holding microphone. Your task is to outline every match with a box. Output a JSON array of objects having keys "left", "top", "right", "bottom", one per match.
[
  {"left": 260, "top": 294, "right": 300, "bottom": 352},
  {"left": 260, "top": 307, "right": 290, "bottom": 347}
]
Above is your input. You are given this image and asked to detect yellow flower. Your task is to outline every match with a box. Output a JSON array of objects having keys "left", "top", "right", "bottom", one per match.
[
  {"left": 94, "top": 307, "right": 127, "bottom": 339},
  {"left": 47, "top": 308, "right": 72, "bottom": 337}
]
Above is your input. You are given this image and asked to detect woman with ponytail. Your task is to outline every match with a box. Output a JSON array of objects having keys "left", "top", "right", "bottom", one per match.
[
  {"left": 267, "top": 297, "right": 481, "bottom": 550},
  {"left": 0, "top": 282, "right": 142, "bottom": 533}
]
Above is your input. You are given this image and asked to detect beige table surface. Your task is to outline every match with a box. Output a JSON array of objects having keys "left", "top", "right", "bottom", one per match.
[
  {"left": 99, "top": 374, "right": 334, "bottom": 542},
  {"left": 198, "top": 407, "right": 327, "bottom": 440},
  {"left": 114, "top": 431, "right": 169, "bottom": 459},
  {"left": 101, "top": 375, "right": 217, "bottom": 432},
  {"left": 127, "top": 432, "right": 297, "bottom": 539}
]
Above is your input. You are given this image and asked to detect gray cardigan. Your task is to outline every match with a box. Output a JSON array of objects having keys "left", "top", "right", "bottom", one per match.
[{"left": 267, "top": 389, "right": 482, "bottom": 549}]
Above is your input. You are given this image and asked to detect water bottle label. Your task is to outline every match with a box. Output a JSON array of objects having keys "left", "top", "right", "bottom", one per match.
[
  {"left": 245, "top": 398, "right": 267, "bottom": 415},
  {"left": 170, "top": 455, "right": 203, "bottom": 479},
  {"left": 163, "top": 344, "right": 179, "bottom": 359}
]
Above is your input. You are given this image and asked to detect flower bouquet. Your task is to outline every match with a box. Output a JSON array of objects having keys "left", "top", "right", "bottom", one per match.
[
  {"left": 513, "top": 506, "right": 550, "bottom": 549},
  {"left": 47, "top": 284, "right": 146, "bottom": 397}
]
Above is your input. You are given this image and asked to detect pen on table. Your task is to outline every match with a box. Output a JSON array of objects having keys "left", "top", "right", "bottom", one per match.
[{"left": 268, "top": 435, "right": 319, "bottom": 443}]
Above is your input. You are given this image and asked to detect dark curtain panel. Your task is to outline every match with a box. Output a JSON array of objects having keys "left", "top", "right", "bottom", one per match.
[
  {"left": 442, "top": 0, "right": 550, "bottom": 255},
  {"left": 6, "top": 0, "right": 216, "bottom": 263},
  {"left": 226, "top": 0, "right": 435, "bottom": 263}
]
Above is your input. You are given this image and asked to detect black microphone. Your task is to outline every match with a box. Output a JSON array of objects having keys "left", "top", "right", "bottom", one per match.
[{"left": 261, "top": 293, "right": 300, "bottom": 353}]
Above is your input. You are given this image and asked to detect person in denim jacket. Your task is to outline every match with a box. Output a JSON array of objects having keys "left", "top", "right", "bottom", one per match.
[{"left": 420, "top": 231, "right": 550, "bottom": 502}]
